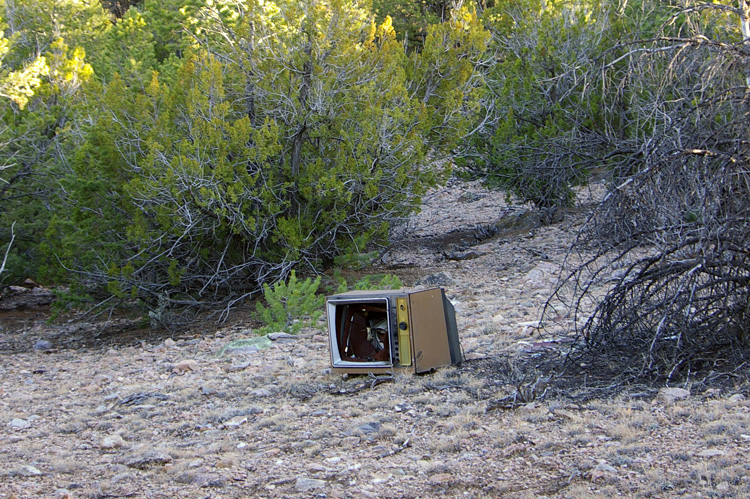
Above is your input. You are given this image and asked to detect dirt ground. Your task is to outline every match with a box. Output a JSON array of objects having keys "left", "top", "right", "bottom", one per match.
[{"left": 1, "top": 181, "right": 749, "bottom": 498}]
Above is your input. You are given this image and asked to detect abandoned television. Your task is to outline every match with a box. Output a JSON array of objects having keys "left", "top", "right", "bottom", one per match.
[{"left": 326, "top": 287, "right": 461, "bottom": 374}]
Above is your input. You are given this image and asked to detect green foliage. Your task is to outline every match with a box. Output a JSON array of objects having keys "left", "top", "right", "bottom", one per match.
[
  {"left": 91, "top": 7, "right": 157, "bottom": 87},
  {"left": 139, "top": 0, "right": 205, "bottom": 63},
  {"left": 371, "top": 0, "right": 447, "bottom": 49},
  {"left": 333, "top": 272, "right": 404, "bottom": 294},
  {"left": 471, "top": 0, "right": 611, "bottom": 208},
  {"left": 48, "top": 288, "right": 94, "bottom": 320},
  {"left": 0, "top": 4, "right": 98, "bottom": 285},
  {"left": 333, "top": 249, "right": 380, "bottom": 271},
  {"left": 407, "top": 4, "right": 489, "bottom": 151},
  {"left": 0, "top": 0, "right": 109, "bottom": 66},
  {"left": 0, "top": 1, "right": 478, "bottom": 322},
  {"left": 40, "top": 1, "right": 487, "bottom": 317},
  {"left": 255, "top": 271, "right": 324, "bottom": 335}
]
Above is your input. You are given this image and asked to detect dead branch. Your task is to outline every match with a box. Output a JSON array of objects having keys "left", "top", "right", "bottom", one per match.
[{"left": 0, "top": 221, "right": 15, "bottom": 278}]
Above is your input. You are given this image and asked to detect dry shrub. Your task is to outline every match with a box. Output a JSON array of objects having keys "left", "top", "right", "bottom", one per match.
[
  {"left": 566, "top": 142, "right": 750, "bottom": 382},
  {"left": 546, "top": 19, "right": 750, "bottom": 385}
]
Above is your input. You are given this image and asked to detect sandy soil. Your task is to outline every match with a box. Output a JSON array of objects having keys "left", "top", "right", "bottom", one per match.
[{"left": 1, "top": 181, "right": 749, "bottom": 498}]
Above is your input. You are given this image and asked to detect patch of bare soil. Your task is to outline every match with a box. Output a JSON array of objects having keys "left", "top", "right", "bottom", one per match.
[{"left": 1, "top": 180, "right": 749, "bottom": 498}]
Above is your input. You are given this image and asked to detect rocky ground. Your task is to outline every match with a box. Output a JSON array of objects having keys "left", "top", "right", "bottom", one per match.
[{"left": 1, "top": 180, "right": 749, "bottom": 498}]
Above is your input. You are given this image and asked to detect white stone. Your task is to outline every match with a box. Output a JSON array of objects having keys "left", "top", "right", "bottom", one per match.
[
  {"left": 9, "top": 418, "right": 30, "bottom": 430},
  {"left": 172, "top": 359, "right": 198, "bottom": 373},
  {"left": 657, "top": 387, "right": 690, "bottom": 403},
  {"left": 295, "top": 477, "right": 327, "bottom": 492},
  {"left": 696, "top": 448, "right": 726, "bottom": 458},
  {"left": 101, "top": 434, "right": 125, "bottom": 449},
  {"left": 492, "top": 313, "right": 505, "bottom": 323},
  {"left": 224, "top": 416, "right": 248, "bottom": 428},
  {"left": 17, "top": 465, "right": 42, "bottom": 476}
]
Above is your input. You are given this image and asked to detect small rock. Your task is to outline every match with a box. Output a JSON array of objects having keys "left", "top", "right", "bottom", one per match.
[
  {"left": 591, "top": 467, "right": 617, "bottom": 482},
  {"left": 215, "top": 456, "right": 237, "bottom": 469},
  {"left": 457, "top": 192, "right": 486, "bottom": 203},
  {"left": 552, "top": 409, "right": 578, "bottom": 420},
  {"left": 416, "top": 272, "right": 454, "bottom": 287},
  {"left": 251, "top": 387, "right": 273, "bottom": 397},
  {"left": 347, "top": 422, "right": 381, "bottom": 436},
  {"left": 501, "top": 443, "right": 526, "bottom": 458},
  {"left": 81, "top": 384, "right": 102, "bottom": 394},
  {"left": 524, "top": 268, "right": 546, "bottom": 287},
  {"left": 164, "top": 338, "right": 176, "bottom": 348},
  {"left": 33, "top": 339, "right": 53, "bottom": 351},
  {"left": 729, "top": 393, "right": 746, "bottom": 402},
  {"left": 371, "top": 472, "right": 392, "bottom": 484},
  {"left": 444, "top": 249, "right": 481, "bottom": 261},
  {"left": 657, "top": 387, "right": 690, "bottom": 403},
  {"left": 9, "top": 418, "right": 31, "bottom": 430},
  {"left": 223, "top": 416, "right": 248, "bottom": 428},
  {"left": 703, "top": 388, "right": 721, "bottom": 398},
  {"left": 267, "top": 332, "right": 297, "bottom": 343},
  {"left": 123, "top": 450, "right": 173, "bottom": 469},
  {"left": 342, "top": 436, "right": 360, "bottom": 447},
  {"left": 172, "top": 359, "right": 198, "bottom": 373},
  {"left": 295, "top": 477, "right": 327, "bottom": 492},
  {"left": 16, "top": 465, "right": 42, "bottom": 476},
  {"left": 696, "top": 448, "right": 726, "bottom": 458},
  {"left": 716, "top": 483, "right": 731, "bottom": 493},
  {"left": 594, "top": 462, "right": 617, "bottom": 473},
  {"left": 225, "top": 361, "right": 253, "bottom": 372},
  {"left": 220, "top": 337, "right": 272, "bottom": 356},
  {"left": 519, "top": 401, "right": 538, "bottom": 412},
  {"left": 428, "top": 473, "right": 453, "bottom": 485},
  {"left": 93, "top": 374, "right": 112, "bottom": 386},
  {"left": 100, "top": 434, "right": 126, "bottom": 449},
  {"left": 109, "top": 472, "right": 135, "bottom": 484},
  {"left": 195, "top": 473, "right": 227, "bottom": 488}
]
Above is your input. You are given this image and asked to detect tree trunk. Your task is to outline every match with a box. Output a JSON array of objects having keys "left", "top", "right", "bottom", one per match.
[{"left": 290, "top": 39, "right": 312, "bottom": 179}]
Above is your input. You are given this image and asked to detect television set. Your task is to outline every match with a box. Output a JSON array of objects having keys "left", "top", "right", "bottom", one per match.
[{"left": 326, "top": 287, "right": 461, "bottom": 374}]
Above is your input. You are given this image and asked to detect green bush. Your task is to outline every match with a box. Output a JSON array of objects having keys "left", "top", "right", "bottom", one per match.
[
  {"left": 255, "top": 271, "right": 324, "bottom": 335},
  {"left": 471, "top": 0, "right": 611, "bottom": 210},
  {"left": 21, "top": 2, "right": 487, "bottom": 322}
]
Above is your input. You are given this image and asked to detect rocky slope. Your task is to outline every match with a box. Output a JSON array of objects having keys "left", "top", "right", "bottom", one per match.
[{"left": 1, "top": 180, "right": 749, "bottom": 498}]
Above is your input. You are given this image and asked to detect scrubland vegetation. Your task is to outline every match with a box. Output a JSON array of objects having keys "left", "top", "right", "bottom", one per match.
[{"left": 1, "top": 0, "right": 749, "bottom": 416}]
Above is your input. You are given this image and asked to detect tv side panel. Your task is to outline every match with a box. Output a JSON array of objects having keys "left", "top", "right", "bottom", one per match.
[{"left": 408, "top": 289, "right": 452, "bottom": 373}]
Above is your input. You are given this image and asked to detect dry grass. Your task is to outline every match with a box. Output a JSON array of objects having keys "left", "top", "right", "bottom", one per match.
[{"left": 4, "top": 327, "right": 747, "bottom": 499}]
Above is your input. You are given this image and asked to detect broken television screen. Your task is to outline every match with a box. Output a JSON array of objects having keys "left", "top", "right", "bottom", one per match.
[{"left": 329, "top": 298, "right": 394, "bottom": 367}]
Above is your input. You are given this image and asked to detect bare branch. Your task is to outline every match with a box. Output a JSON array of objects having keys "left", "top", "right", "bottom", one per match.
[{"left": 0, "top": 221, "right": 15, "bottom": 277}]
